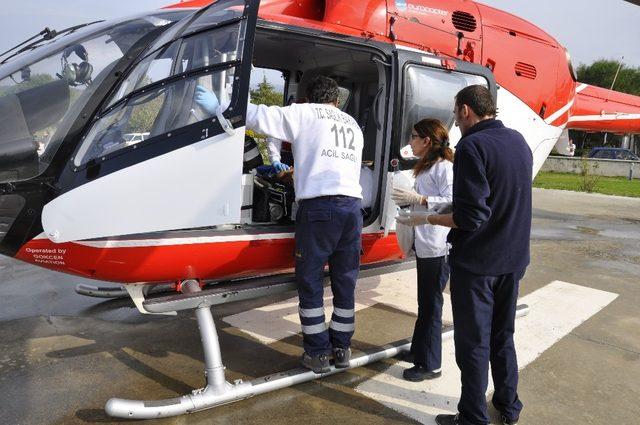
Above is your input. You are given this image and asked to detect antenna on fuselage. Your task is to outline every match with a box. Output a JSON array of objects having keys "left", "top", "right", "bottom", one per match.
[
  {"left": 603, "top": 56, "right": 625, "bottom": 145},
  {"left": 609, "top": 56, "right": 625, "bottom": 92}
]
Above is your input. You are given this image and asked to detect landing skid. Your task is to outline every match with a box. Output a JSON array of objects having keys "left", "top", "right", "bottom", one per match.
[
  {"left": 75, "top": 283, "right": 173, "bottom": 299},
  {"left": 75, "top": 284, "right": 129, "bottom": 298},
  {"left": 103, "top": 260, "right": 530, "bottom": 419}
]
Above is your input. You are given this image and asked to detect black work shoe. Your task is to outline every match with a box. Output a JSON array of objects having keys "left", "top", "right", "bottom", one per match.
[
  {"left": 395, "top": 350, "right": 414, "bottom": 363},
  {"left": 402, "top": 365, "right": 442, "bottom": 382},
  {"left": 301, "top": 352, "right": 331, "bottom": 374},
  {"left": 435, "top": 414, "right": 459, "bottom": 425},
  {"left": 502, "top": 415, "right": 519, "bottom": 425},
  {"left": 333, "top": 347, "right": 351, "bottom": 368}
]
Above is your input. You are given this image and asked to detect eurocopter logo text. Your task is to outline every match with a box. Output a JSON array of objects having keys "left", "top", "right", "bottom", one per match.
[
  {"left": 396, "top": 1, "right": 449, "bottom": 17},
  {"left": 409, "top": 4, "right": 449, "bottom": 16}
]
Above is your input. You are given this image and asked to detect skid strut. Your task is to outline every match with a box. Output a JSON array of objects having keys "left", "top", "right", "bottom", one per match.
[{"left": 105, "top": 279, "right": 530, "bottom": 419}]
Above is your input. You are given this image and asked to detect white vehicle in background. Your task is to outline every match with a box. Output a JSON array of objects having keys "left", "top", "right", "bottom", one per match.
[{"left": 123, "top": 132, "right": 150, "bottom": 145}]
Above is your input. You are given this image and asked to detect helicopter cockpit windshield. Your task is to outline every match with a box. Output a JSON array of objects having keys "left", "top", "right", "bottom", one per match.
[{"left": 0, "top": 10, "right": 189, "bottom": 184}]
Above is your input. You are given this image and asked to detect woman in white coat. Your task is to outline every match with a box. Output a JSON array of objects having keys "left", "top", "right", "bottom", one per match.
[{"left": 392, "top": 118, "right": 453, "bottom": 382}]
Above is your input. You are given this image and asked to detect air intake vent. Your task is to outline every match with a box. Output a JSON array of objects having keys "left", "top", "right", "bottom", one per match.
[
  {"left": 452, "top": 11, "right": 477, "bottom": 32},
  {"left": 515, "top": 62, "right": 537, "bottom": 79}
]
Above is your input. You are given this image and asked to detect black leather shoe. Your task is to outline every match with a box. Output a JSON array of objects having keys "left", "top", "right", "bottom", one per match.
[
  {"left": 502, "top": 415, "right": 519, "bottom": 425},
  {"left": 333, "top": 347, "right": 351, "bottom": 368},
  {"left": 435, "top": 414, "right": 459, "bottom": 425},
  {"left": 301, "top": 352, "right": 330, "bottom": 374},
  {"left": 402, "top": 365, "right": 442, "bottom": 382}
]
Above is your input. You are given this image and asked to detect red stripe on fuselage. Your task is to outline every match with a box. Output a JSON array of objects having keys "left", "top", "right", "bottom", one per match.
[{"left": 15, "top": 233, "right": 402, "bottom": 284}]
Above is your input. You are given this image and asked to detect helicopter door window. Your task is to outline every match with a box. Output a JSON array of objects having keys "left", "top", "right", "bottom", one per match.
[
  {"left": 182, "top": 0, "right": 246, "bottom": 36},
  {"left": 176, "top": 24, "right": 244, "bottom": 72},
  {"left": 107, "top": 20, "right": 245, "bottom": 107},
  {"left": 74, "top": 67, "right": 235, "bottom": 166},
  {"left": 141, "top": 0, "right": 245, "bottom": 61},
  {"left": 75, "top": 19, "right": 248, "bottom": 167},
  {"left": 399, "top": 65, "right": 487, "bottom": 162},
  {"left": 108, "top": 41, "right": 180, "bottom": 107}
]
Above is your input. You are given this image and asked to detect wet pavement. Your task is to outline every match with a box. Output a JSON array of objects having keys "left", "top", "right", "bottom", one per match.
[{"left": 0, "top": 188, "right": 639, "bottom": 424}]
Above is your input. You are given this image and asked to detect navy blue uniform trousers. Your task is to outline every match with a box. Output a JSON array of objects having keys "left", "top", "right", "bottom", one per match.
[
  {"left": 411, "top": 256, "right": 449, "bottom": 371},
  {"left": 450, "top": 266, "right": 524, "bottom": 425},
  {"left": 295, "top": 196, "right": 362, "bottom": 356}
]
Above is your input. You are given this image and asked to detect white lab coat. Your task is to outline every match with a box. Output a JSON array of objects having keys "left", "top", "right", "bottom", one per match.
[
  {"left": 266, "top": 137, "right": 284, "bottom": 163},
  {"left": 413, "top": 159, "right": 453, "bottom": 258},
  {"left": 360, "top": 165, "right": 373, "bottom": 208},
  {"left": 246, "top": 103, "right": 364, "bottom": 201}
]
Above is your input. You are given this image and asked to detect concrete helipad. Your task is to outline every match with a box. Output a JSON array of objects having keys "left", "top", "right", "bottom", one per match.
[{"left": 0, "top": 188, "right": 639, "bottom": 424}]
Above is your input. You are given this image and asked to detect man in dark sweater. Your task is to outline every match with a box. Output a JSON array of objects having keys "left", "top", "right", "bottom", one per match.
[{"left": 397, "top": 85, "right": 532, "bottom": 425}]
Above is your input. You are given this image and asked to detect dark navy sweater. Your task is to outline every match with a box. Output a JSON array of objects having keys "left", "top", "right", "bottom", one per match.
[{"left": 447, "top": 119, "right": 533, "bottom": 275}]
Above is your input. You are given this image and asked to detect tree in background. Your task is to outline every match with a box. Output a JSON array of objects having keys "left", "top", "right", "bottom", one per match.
[
  {"left": 0, "top": 74, "right": 85, "bottom": 145},
  {"left": 250, "top": 75, "right": 283, "bottom": 107},
  {"left": 248, "top": 75, "right": 284, "bottom": 163},
  {"left": 577, "top": 60, "right": 640, "bottom": 96},
  {"left": 570, "top": 60, "right": 640, "bottom": 154},
  {"left": 0, "top": 73, "right": 54, "bottom": 96},
  {"left": 126, "top": 93, "right": 165, "bottom": 134}
]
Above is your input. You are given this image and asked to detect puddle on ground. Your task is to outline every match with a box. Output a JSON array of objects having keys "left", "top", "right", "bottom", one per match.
[
  {"left": 574, "top": 226, "right": 601, "bottom": 235},
  {"left": 622, "top": 217, "right": 640, "bottom": 226},
  {"left": 530, "top": 227, "right": 584, "bottom": 241},
  {"left": 600, "top": 228, "right": 640, "bottom": 240},
  {"left": 590, "top": 259, "right": 640, "bottom": 277}
]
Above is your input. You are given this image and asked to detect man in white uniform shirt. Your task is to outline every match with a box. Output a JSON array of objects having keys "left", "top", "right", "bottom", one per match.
[
  {"left": 246, "top": 76, "right": 364, "bottom": 373},
  {"left": 266, "top": 137, "right": 292, "bottom": 171}
]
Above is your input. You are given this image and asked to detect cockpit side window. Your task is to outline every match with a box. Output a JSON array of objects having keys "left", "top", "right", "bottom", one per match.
[
  {"left": 0, "top": 12, "right": 183, "bottom": 183},
  {"left": 0, "top": 34, "right": 125, "bottom": 162}
]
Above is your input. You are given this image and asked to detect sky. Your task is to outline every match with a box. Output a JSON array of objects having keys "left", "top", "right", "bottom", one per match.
[
  {"left": 476, "top": 0, "right": 640, "bottom": 67},
  {"left": 0, "top": 0, "right": 638, "bottom": 70}
]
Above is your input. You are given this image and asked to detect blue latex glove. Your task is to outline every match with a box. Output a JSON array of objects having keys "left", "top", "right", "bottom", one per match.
[
  {"left": 256, "top": 164, "right": 277, "bottom": 176},
  {"left": 272, "top": 160, "right": 290, "bottom": 172},
  {"left": 195, "top": 85, "right": 220, "bottom": 115}
]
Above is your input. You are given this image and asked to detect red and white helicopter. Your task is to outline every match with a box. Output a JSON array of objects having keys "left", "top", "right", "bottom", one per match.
[{"left": 0, "top": 0, "right": 638, "bottom": 419}]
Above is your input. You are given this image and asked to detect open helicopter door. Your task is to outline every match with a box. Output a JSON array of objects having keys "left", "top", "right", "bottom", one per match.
[
  {"left": 42, "top": 0, "right": 259, "bottom": 243},
  {"left": 378, "top": 50, "right": 401, "bottom": 238}
]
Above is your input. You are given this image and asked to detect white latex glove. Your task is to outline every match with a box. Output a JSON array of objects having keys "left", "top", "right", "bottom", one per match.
[
  {"left": 391, "top": 187, "right": 424, "bottom": 206},
  {"left": 430, "top": 202, "right": 453, "bottom": 214},
  {"left": 395, "top": 210, "right": 436, "bottom": 227}
]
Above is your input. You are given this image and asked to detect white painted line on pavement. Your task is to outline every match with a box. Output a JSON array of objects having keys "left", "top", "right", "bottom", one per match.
[
  {"left": 223, "top": 269, "right": 454, "bottom": 345},
  {"left": 355, "top": 281, "right": 618, "bottom": 424}
]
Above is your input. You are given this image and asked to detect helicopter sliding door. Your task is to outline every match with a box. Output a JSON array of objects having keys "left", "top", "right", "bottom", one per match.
[{"left": 42, "top": 0, "right": 259, "bottom": 243}]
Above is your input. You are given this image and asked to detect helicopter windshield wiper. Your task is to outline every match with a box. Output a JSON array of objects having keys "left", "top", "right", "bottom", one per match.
[{"left": 0, "top": 20, "right": 104, "bottom": 65}]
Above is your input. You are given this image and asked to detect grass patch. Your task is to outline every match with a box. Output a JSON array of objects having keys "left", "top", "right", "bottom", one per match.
[{"left": 533, "top": 172, "right": 640, "bottom": 198}]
